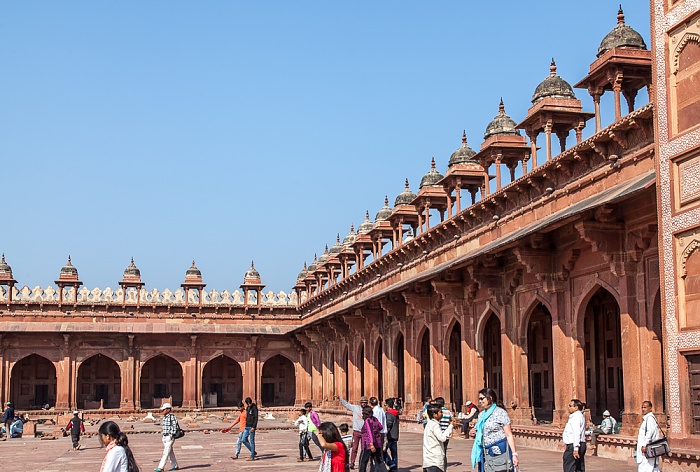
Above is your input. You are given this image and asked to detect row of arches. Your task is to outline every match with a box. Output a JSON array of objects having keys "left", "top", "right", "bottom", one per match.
[
  {"left": 8, "top": 353, "right": 296, "bottom": 410},
  {"left": 335, "top": 286, "right": 661, "bottom": 423}
]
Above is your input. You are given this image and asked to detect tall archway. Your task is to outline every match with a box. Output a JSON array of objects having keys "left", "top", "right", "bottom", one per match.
[
  {"left": 395, "top": 333, "right": 405, "bottom": 401},
  {"left": 483, "top": 314, "right": 502, "bottom": 401},
  {"left": 202, "top": 355, "right": 242, "bottom": 407},
  {"left": 358, "top": 343, "right": 365, "bottom": 396},
  {"left": 376, "top": 338, "right": 384, "bottom": 401},
  {"left": 10, "top": 354, "right": 57, "bottom": 409},
  {"left": 329, "top": 350, "right": 336, "bottom": 400},
  {"left": 527, "top": 304, "right": 554, "bottom": 421},
  {"left": 448, "top": 322, "right": 463, "bottom": 410},
  {"left": 420, "top": 328, "right": 431, "bottom": 400},
  {"left": 77, "top": 354, "right": 121, "bottom": 409},
  {"left": 261, "top": 355, "right": 296, "bottom": 406},
  {"left": 140, "top": 354, "right": 183, "bottom": 409},
  {"left": 584, "top": 287, "right": 623, "bottom": 420}
]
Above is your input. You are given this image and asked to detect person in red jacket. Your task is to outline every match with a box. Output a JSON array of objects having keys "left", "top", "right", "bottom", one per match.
[
  {"left": 65, "top": 411, "right": 85, "bottom": 450},
  {"left": 385, "top": 398, "right": 401, "bottom": 471}
]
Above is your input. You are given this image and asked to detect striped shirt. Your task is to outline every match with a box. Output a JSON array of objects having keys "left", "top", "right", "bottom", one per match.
[
  {"left": 439, "top": 407, "right": 453, "bottom": 431},
  {"left": 161, "top": 413, "right": 179, "bottom": 436}
]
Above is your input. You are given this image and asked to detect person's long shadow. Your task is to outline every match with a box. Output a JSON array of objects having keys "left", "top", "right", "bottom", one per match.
[{"left": 176, "top": 466, "right": 212, "bottom": 470}]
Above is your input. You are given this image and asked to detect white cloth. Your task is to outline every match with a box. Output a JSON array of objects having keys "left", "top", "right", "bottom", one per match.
[
  {"left": 563, "top": 410, "right": 586, "bottom": 449},
  {"left": 373, "top": 405, "right": 387, "bottom": 434},
  {"left": 600, "top": 416, "right": 617, "bottom": 434},
  {"left": 102, "top": 445, "right": 128, "bottom": 472},
  {"left": 294, "top": 414, "right": 309, "bottom": 433},
  {"left": 422, "top": 418, "right": 452, "bottom": 470},
  {"left": 636, "top": 412, "right": 660, "bottom": 471},
  {"left": 158, "top": 434, "right": 178, "bottom": 470}
]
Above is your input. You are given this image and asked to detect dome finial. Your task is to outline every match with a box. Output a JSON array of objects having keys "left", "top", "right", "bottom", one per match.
[
  {"left": 499, "top": 98, "right": 505, "bottom": 111},
  {"left": 68, "top": 255, "right": 72, "bottom": 263},
  {"left": 462, "top": 130, "right": 467, "bottom": 144},
  {"left": 384, "top": 195, "right": 389, "bottom": 206},
  {"left": 336, "top": 233, "right": 341, "bottom": 243},
  {"left": 431, "top": 157, "right": 436, "bottom": 169},
  {"left": 350, "top": 223, "right": 355, "bottom": 232},
  {"left": 191, "top": 258, "right": 196, "bottom": 266},
  {"left": 405, "top": 178, "right": 410, "bottom": 189},
  {"left": 617, "top": 5, "right": 625, "bottom": 24},
  {"left": 550, "top": 58, "right": 557, "bottom": 76},
  {"left": 250, "top": 260, "right": 255, "bottom": 268}
]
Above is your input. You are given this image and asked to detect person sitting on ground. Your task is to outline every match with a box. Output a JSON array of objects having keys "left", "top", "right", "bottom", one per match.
[
  {"left": 316, "top": 422, "right": 349, "bottom": 472},
  {"left": 590, "top": 410, "right": 617, "bottom": 456},
  {"left": 9, "top": 415, "right": 24, "bottom": 438}
]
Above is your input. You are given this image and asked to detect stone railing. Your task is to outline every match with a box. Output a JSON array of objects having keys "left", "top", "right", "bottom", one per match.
[{"left": 0, "top": 285, "right": 298, "bottom": 307}]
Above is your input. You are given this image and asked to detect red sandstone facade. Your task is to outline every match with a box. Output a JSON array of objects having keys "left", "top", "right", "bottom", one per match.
[{"left": 0, "top": 3, "right": 699, "bottom": 470}]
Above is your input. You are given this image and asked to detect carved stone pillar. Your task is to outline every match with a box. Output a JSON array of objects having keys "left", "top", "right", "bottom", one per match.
[
  {"left": 182, "top": 335, "right": 199, "bottom": 408},
  {"left": 56, "top": 334, "right": 72, "bottom": 410},
  {"left": 121, "top": 335, "right": 136, "bottom": 410}
]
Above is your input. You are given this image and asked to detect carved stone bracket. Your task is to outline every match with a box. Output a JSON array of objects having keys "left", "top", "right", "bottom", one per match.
[
  {"left": 626, "top": 224, "right": 658, "bottom": 263},
  {"left": 431, "top": 281, "right": 465, "bottom": 315},
  {"left": 575, "top": 220, "right": 632, "bottom": 277}
]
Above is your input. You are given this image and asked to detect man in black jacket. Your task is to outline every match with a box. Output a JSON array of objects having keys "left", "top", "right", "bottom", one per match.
[
  {"left": 241, "top": 397, "right": 258, "bottom": 461},
  {"left": 65, "top": 411, "right": 85, "bottom": 450},
  {"left": 2, "top": 402, "right": 14, "bottom": 438},
  {"left": 385, "top": 398, "right": 400, "bottom": 471}
]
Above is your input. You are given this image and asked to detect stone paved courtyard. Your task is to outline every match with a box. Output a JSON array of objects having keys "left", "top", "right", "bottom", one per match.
[{"left": 2, "top": 415, "right": 638, "bottom": 472}]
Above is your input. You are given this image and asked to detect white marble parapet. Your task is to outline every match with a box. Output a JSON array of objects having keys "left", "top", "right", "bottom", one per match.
[{"left": 0, "top": 284, "right": 298, "bottom": 306}]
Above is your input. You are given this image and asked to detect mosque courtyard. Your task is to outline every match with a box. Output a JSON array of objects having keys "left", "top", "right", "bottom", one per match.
[{"left": 4, "top": 415, "right": 638, "bottom": 472}]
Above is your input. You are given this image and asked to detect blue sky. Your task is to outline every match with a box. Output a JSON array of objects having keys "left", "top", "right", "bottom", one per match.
[{"left": 0, "top": 1, "right": 650, "bottom": 293}]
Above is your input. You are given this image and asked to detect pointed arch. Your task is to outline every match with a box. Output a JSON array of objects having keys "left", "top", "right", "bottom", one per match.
[
  {"left": 526, "top": 303, "right": 554, "bottom": 421},
  {"left": 482, "top": 312, "right": 503, "bottom": 401},
  {"left": 475, "top": 303, "right": 503, "bottom": 355},
  {"left": 10, "top": 354, "right": 57, "bottom": 409},
  {"left": 140, "top": 354, "right": 183, "bottom": 408},
  {"left": 519, "top": 292, "right": 556, "bottom": 343},
  {"left": 420, "top": 326, "right": 431, "bottom": 400},
  {"left": 394, "top": 331, "right": 405, "bottom": 401},
  {"left": 447, "top": 320, "right": 463, "bottom": 409},
  {"left": 202, "top": 355, "right": 243, "bottom": 407},
  {"left": 574, "top": 278, "right": 621, "bottom": 342},
  {"left": 261, "top": 354, "right": 296, "bottom": 406},
  {"left": 76, "top": 354, "right": 121, "bottom": 409}
]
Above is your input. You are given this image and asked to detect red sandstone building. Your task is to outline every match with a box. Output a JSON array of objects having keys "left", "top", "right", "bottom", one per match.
[{"left": 0, "top": 2, "right": 699, "bottom": 469}]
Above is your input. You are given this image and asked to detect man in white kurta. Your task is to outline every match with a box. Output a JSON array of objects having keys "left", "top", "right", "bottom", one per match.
[{"left": 636, "top": 401, "right": 660, "bottom": 472}]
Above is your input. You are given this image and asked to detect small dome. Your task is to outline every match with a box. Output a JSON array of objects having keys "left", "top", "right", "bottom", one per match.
[
  {"left": 448, "top": 131, "right": 477, "bottom": 167},
  {"left": 317, "top": 245, "right": 330, "bottom": 263},
  {"left": 123, "top": 258, "right": 141, "bottom": 277},
  {"left": 185, "top": 259, "right": 201, "bottom": 277},
  {"left": 329, "top": 234, "right": 343, "bottom": 254},
  {"left": 420, "top": 158, "right": 445, "bottom": 188},
  {"left": 307, "top": 254, "right": 318, "bottom": 272},
  {"left": 597, "top": 7, "right": 647, "bottom": 57},
  {"left": 342, "top": 225, "right": 356, "bottom": 246},
  {"left": 394, "top": 179, "right": 417, "bottom": 206},
  {"left": 358, "top": 211, "right": 373, "bottom": 234},
  {"left": 60, "top": 256, "right": 79, "bottom": 277},
  {"left": 532, "top": 59, "right": 576, "bottom": 104},
  {"left": 297, "top": 262, "right": 308, "bottom": 281},
  {"left": 484, "top": 100, "right": 521, "bottom": 140},
  {"left": 374, "top": 196, "right": 392, "bottom": 222},
  {"left": 0, "top": 254, "right": 13, "bottom": 278},
  {"left": 244, "top": 260, "right": 260, "bottom": 279},
  {"left": 403, "top": 229, "right": 414, "bottom": 242}
]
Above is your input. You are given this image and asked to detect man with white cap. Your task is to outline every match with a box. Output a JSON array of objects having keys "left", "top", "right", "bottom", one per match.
[
  {"left": 65, "top": 410, "right": 85, "bottom": 450},
  {"left": 590, "top": 409, "right": 617, "bottom": 456},
  {"left": 155, "top": 403, "right": 179, "bottom": 472}
]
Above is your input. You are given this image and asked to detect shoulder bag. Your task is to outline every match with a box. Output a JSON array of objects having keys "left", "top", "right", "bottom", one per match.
[{"left": 644, "top": 416, "right": 670, "bottom": 459}]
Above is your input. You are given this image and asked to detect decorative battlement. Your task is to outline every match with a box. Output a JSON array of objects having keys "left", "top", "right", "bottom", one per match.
[{"left": 0, "top": 284, "right": 299, "bottom": 307}]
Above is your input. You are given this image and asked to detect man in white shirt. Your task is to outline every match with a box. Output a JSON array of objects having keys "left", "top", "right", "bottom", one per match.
[
  {"left": 636, "top": 400, "right": 660, "bottom": 472},
  {"left": 370, "top": 396, "right": 387, "bottom": 440},
  {"left": 423, "top": 405, "right": 453, "bottom": 472},
  {"left": 562, "top": 398, "right": 586, "bottom": 472}
]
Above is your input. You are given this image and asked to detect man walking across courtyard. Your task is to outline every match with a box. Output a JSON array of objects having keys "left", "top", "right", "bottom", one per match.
[
  {"left": 636, "top": 400, "right": 660, "bottom": 472},
  {"left": 241, "top": 397, "right": 258, "bottom": 461}
]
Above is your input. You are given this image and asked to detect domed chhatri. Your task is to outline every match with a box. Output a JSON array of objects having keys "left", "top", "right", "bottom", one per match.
[
  {"left": 598, "top": 6, "right": 647, "bottom": 57},
  {"left": 59, "top": 256, "right": 79, "bottom": 280},
  {"left": 184, "top": 259, "right": 203, "bottom": 283},
  {"left": 123, "top": 258, "right": 141, "bottom": 278},
  {"left": 532, "top": 59, "right": 576, "bottom": 104},
  {"left": 297, "top": 262, "right": 308, "bottom": 281},
  {"left": 244, "top": 260, "right": 261, "bottom": 281},
  {"left": 449, "top": 131, "right": 478, "bottom": 167},
  {"left": 0, "top": 254, "right": 14, "bottom": 279},
  {"left": 329, "top": 234, "right": 343, "bottom": 254},
  {"left": 375, "top": 196, "right": 392, "bottom": 222},
  {"left": 484, "top": 100, "right": 521, "bottom": 140},
  {"left": 317, "top": 245, "right": 330, "bottom": 264},
  {"left": 394, "top": 179, "right": 417, "bottom": 206},
  {"left": 307, "top": 254, "right": 319, "bottom": 272},
  {"left": 420, "top": 158, "right": 445, "bottom": 189},
  {"left": 358, "top": 211, "right": 374, "bottom": 234},
  {"left": 342, "top": 225, "right": 357, "bottom": 246}
]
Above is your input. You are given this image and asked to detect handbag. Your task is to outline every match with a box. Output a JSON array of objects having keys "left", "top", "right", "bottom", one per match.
[
  {"left": 483, "top": 440, "right": 513, "bottom": 472},
  {"left": 173, "top": 426, "right": 185, "bottom": 440},
  {"left": 644, "top": 416, "right": 670, "bottom": 459}
]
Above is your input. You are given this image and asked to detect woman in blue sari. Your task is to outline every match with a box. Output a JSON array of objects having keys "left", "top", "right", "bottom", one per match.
[{"left": 470, "top": 388, "right": 519, "bottom": 472}]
